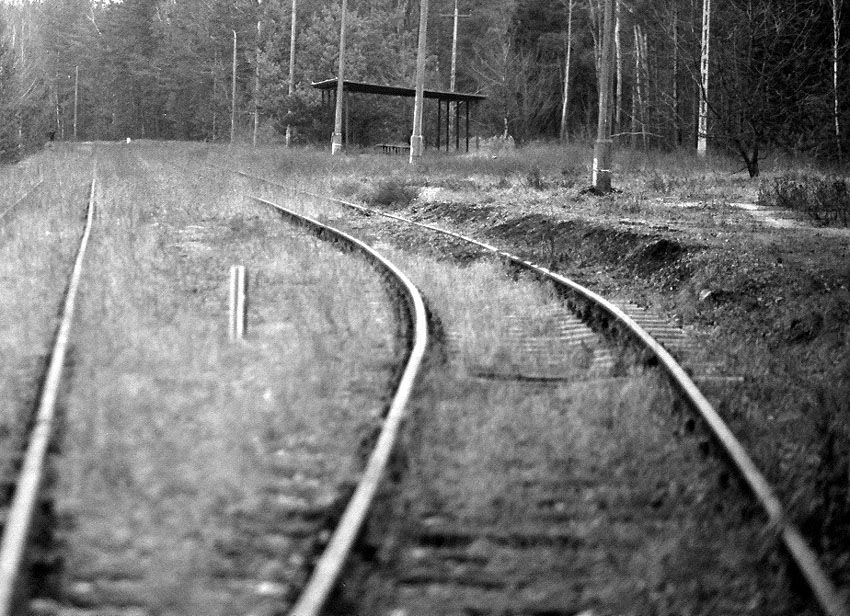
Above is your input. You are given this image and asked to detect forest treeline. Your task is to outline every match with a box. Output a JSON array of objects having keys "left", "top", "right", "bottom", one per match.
[{"left": 0, "top": 0, "right": 846, "bottom": 171}]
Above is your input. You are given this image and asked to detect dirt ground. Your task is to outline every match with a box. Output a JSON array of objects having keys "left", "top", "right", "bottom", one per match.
[{"left": 343, "top": 167, "right": 850, "bottom": 600}]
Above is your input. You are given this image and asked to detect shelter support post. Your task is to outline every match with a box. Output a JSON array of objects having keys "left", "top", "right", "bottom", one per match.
[
  {"left": 437, "top": 99, "right": 441, "bottom": 150},
  {"left": 465, "top": 101, "right": 470, "bottom": 152},
  {"left": 445, "top": 101, "right": 450, "bottom": 151},
  {"left": 455, "top": 100, "right": 460, "bottom": 151}
]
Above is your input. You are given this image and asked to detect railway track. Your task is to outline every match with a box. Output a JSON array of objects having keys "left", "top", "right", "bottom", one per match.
[
  {"left": 243, "top": 195, "right": 429, "bottom": 616},
  {"left": 0, "top": 178, "right": 96, "bottom": 615},
  {"left": 0, "top": 181, "right": 44, "bottom": 223},
  {"left": 221, "top": 164, "right": 847, "bottom": 616},
  {"left": 0, "top": 154, "right": 429, "bottom": 616}
]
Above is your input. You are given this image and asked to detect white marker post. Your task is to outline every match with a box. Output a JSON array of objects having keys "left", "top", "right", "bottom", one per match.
[{"left": 229, "top": 265, "right": 247, "bottom": 340}]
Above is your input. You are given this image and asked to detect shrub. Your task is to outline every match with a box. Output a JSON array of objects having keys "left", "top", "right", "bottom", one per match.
[
  {"left": 334, "top": 177, "right": 363, "bottom": 200},
  {"left": 363, "top": 178, "right": 418, "bottom": 209},
  {"left": 525, "top": 166, "right": 548, "bottom": 190},
  {"left": 759, "top": 175, "right": 850, "bottom": 227}
]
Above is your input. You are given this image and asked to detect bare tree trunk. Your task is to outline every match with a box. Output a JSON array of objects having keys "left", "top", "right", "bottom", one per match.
[
  {"left": 697, "top": 0, "right": 710, "bottom": 156},
  {"left": 231, "top": 29, "right": 236, "bottom": 144},
  {"left": 588, "top": 0, "right": 603, "bottom": 87},
  {"left": 253, "top": 17, "right": 261, "bottom": 147},
  {"left": 54, "top": 62, "right": 62, "bottom": 139},
  {"left": 614, "top": 0, "right": 622, "bottom": 138},
  {"left": 639, "top": 27, "right": 648, "bottom": 150},
  {"left": 73, "top": 65, "right": 79, "bottom": 140},
  {"left": 831, "top": 0, "right": 843, "bottom": 162},
  {"left": 212, "top": 49, "right": 218, "bottom": 138},
  {"left": 631, "top": 25, "right": 639, "bottom": 149},
  {"left": 286, "top": 0, "right": 296, "bottom": 147},
  {"left": 559, "top": 0, "right": 574, "bottom": 143},
  {"left": 672, "top": 2, "right": 680, "bottom": 146}
]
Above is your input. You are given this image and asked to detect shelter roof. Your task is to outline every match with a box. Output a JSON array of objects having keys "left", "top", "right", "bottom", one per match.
[{"left": 311, "top": 79, "right": 486, "bottom": 103}]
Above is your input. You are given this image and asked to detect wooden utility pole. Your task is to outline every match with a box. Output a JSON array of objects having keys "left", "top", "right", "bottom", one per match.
[
  {"left": 697, "top": 0, "right": 710, "bottom": 156},
  {"left": 592, "top": 0, "right": 615, "bottom": 192},
  {"left": 560, "top": 0, "right": 574, "bottom": 142},
  {"left": 331, "top": 0, "right": 348, "bottom": 155},
  {"left": 231, "top": 30, "right": 237, "bottom": 144},
  {"left": 286, "top": 0, "right": 297, "bottom": 147},
  {"left": 409, "top": 0, "right": 429, "bottom": 162},
  {"left": 73, "top": 66, "right": 79, "bottom": 140}
]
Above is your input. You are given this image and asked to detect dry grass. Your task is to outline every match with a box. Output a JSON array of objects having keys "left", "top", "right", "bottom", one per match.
[
  {"left": 42, "top": 143, "right": 399, "bottom": 613},
  {"left": 3, "top": 140, "right": 826, "bottom": 612},
  {"left": 0, "top": 148, "right": 94, "bottom": 443}
]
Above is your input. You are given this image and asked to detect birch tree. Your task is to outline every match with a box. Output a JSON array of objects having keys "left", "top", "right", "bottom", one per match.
[
  {"left": 559, "top": 0, "right": 573, "bottom": 142},
  {"left": 829, "top": 0, "right": 843, "bottom": 161},
  {"left": 697, "top": 0, "right": 710, "bottom": 155}
]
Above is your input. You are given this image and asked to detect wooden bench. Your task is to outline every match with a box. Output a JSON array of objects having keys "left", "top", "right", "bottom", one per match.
[{"left": 375, "top": 143, "right": 411, "bottom": 155}]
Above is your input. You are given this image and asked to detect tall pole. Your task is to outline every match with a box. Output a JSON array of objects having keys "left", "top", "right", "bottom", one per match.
[
  {"left": 73, "top": 65, "right": 79, "bottom": 140},
  {"left": 697, "top": 0, "right": 710, "bottom": 156},
  {"left": 448, "top": 0, "right": 459, "bottom": 149},
  {"left": 592, "top": 0, "right": 615, "bottom": 192},
  {"left": 286, "top": 0, "right": 297, "bottom": 147},
  {"left": 449, "top": 0, "right": 459, "bottom": 92},
  {"left": 331, "top": 0, "right": 348, "bottom": 155},
  {"left": 231, "top": 29, "right": 237, "bottom": 144},
  {"left": 409, "top": 0, "right": 429, "bottom": 163}
]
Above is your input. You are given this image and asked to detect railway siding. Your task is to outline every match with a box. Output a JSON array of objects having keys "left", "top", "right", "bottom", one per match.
[{"left": 1, "top": 146, "right": 415, "bottom": 616}]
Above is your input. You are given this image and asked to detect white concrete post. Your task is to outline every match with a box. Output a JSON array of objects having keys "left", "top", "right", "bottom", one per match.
[{"left": 229, "top": 265, "right": 247, "bottom": 340}]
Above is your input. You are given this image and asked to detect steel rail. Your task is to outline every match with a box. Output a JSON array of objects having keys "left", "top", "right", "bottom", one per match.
[
  {"left": 0, "top": 181, "right": 45, "bottom": 222},
  {"left": 246, "top": 196, "right": 429, "bottom": 616},
  {"left": 229, "top": 168, "right": 847, "bottom": 616},
  {"left": 0, "top": 177, "right": 97, "bottom": 616}
]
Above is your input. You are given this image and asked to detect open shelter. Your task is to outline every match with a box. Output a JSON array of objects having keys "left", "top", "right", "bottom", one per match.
[{"left": 312, "top": 79, "right": 486, "bottom": 153}]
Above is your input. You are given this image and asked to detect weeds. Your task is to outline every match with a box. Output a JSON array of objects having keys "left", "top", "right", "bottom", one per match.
[
  {"left": 362, "top": 177, "right": 418, "bottom": 208},
  {"left": 801, "top": 383, "right": 850, "bottom": 557},
  {"left": 759, "top": 174, "right": 850, "bottom": 227},
  {"left": 525, "top": 166, "right": 547, "bottom": 190}
]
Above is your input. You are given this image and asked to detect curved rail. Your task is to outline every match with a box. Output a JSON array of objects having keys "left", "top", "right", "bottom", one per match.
[
  {"left": 0, "top": 181, "right": 45, "bottom": 222},
  {"left": 246, "top": 196, "right": 429, "bottom": 616},
  {"left": 0, "top": 178, "right": 97, "bottom": 616},
  {"left": 231, "top": 168, "right": 847, "bottom": 616}
]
